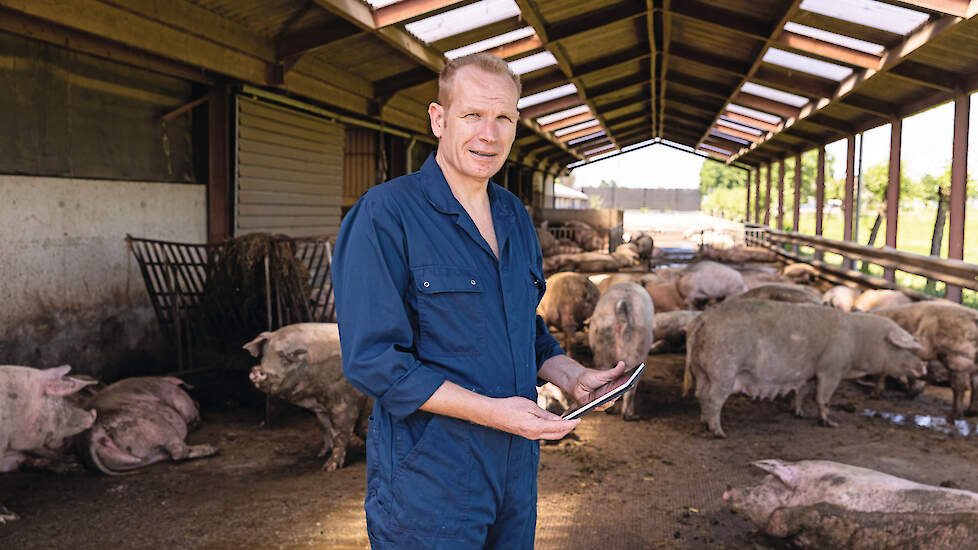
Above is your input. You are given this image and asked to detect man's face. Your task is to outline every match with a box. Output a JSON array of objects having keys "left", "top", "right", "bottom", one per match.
[{"left": 429, "top": 66, "right": 519, "bottom": 184}]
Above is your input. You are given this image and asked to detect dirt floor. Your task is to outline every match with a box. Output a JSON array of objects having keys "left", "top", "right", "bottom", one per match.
[{"left": 4, "top": 351, "right": 978, "bottom": 549}]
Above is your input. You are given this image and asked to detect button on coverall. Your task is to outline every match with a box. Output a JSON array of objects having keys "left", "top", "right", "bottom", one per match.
[{"left": 333, "top": 154, "right": 563, "bottom": 549}]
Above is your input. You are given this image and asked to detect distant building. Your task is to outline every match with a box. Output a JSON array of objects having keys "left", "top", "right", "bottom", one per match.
[
  {"left": 581, "top": 187, "right": 701, "bottom": 211},
  {"left": 554, "top": 183, "right": 589, "bottom": 209}
]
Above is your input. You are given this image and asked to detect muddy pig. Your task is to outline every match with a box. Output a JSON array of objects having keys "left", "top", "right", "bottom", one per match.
[
  {"left": 588, "top": 282, "right": 655, "bottom": 420},
  {"left": 872, "top": 301, "right": 978, "bottom": 416},
  {"left": 683, "top": 300, "right": 925, "bottom": 437},
  {"left": 730, "top": 283, "right": 822, "bottom": 305},
  {"left": 782, "top": 263, "right": 818, "bottom": 285},
  {"left": 538, "top": 272, "right": 600, "bottom": 349},
  {"left": 76, "top": 377, "right": 217, "bottom": 474},
  {"left": 725, "top": 459, "right": 978, "bottom": 549},
  {"left": 822, "top": 285, "right": 860, "bottom": 311},
  {"left": 853, "top": 289, "right": 912, "bottom": 311},
  {"left": 649, "top": 310, "right": 700, "bottom": 354},
  {"left": 1, "top": 365, "right": 96, "bottom": 523},
  {"left": 675, "top": 261, "right": 748, "bottom": 309},
  {"left": 245, "top": 322, "right": 371, "bottom": 471}
]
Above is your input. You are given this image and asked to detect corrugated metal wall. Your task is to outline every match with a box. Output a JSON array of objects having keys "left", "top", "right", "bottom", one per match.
[
  {"left": 344, "top": 126, "right": 376, "bottom": 208},
  {"left": 235, "top": 96, "right": 343, "bottom": 238}
]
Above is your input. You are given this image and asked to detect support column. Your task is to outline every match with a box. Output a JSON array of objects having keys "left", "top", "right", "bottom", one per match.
[
  {"left": 793, "top": 152, "right": 802, "bottom": 233},
  {"left": 746, "top": 169, "right": 753, "bottom": 223},
  {"left": 755, "top": 166, "right": 763, "bottom": 223},
  {"left": 947, "top": 92, "right": 970, "bottom": 303},
  {"left": 764, "top": 163, "right": 772, "bottom": 226},
  {"left": 207, "top": 82, "right": 232, "bottom": 242},
  {"left": 843, "top": 136, "right": 856, "bottom": 270},
  {"left": 777, "top": 159, "right": 785, "bottom": 231},
  {"left": 815, "top": 147, "right": 825, "bottom": 261},
  {"left": 885, "top": 118, "right": 902, "bottom": 282}
]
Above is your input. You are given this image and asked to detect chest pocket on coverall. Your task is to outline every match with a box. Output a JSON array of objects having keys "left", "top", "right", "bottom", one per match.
[{"left": 413, "top": 267, "right": 486, "bottom": 356}]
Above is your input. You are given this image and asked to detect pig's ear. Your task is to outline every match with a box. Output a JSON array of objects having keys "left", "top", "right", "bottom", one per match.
[
  {"left": 45, "top": 365, "right": 73, "bottom": 377},
  {"left": 752, "top": 460, "right": 798, "bottom": 489},
  {"left": 243, "top": 333, "right": 273, "bottom": 357},
  {"left": 614, "top": 299, "right": 630, "bottom": 325},
  {"left": 45, "top": 374, "right": 97, "bottom": 397},
  {"left": 886, "top": 328, "right": 920, "bottom": 351}
]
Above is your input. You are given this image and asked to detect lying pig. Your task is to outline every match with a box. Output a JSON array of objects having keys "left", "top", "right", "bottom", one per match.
[
  {"left": 782, "top": 263, "right": 818, "bottom": 285},
  {"left": 537, "top": 382, "right": 574, "bottom": 416},
  {"left": 1, "top": 365, "right": 96, "bottom": 523},
  {"left": 699, "top": 245, "right": 777, "bottom": 263},
  {"left": 853, "top": 289, "right": 912, "bottom": 312},
  {"left": 683, "top": 300, "right": 925, "bottom": 437},
  {"left": 822, "top": 285, "right": 860, "bottom": 312},
  {"left": 538, "top": 272, "right": 600, "bottom": 349},
  {"left": 730, "top": 283, "right": 822, "bottom": 305},
  {"left": 725, "top": 459, "right": 978, "bottom": 549},
  {"left": 563, "top": 220, "right": 604, "bottom": 251},
  {"left": 871, "top": 301, "right": 978, "bottom": 416},
  {"left": 643, "top": 280, "right": 685, "bottom": 312},
  {"left": 76, "top": 377, "right": 217, "bottom": 474},
  {"left": 594, "top": 272, "right": 644, "bottom": 294},
  {"left": 675, "top": 261, "right": 748, "bottom": 309},
  {"left": 588, "top": 282, "right": 655, "bottom": 420},
  {"left": 649, "top": 311, "right": 700, "bottom": 354},
  {"left": 245, "top": 323, "right": 371, "bottom": 471}
]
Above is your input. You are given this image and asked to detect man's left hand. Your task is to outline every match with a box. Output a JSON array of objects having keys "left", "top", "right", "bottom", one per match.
[{"left": 571, "top": 360, "right": 628, "bottom": 410}]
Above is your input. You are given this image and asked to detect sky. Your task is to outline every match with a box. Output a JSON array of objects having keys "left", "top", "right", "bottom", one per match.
[{"left": 570, "top": 93, "right": 978, "bottom": 189}]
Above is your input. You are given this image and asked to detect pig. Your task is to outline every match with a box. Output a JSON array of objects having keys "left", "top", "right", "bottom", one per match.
[
  {"left": 871, "top": 301, "right": 978, "bottom": 416},
  {"left": 675, "top": 261, "right": 748, "bottom": 309},
  {"left": 649, "top": 310, "right": 700, "bottom": 353},
  {"left": 629, "top": 232, "right": 654, "bottom": 259},
  {"left": 538, "top": 272, "right": 600, "bottom": 349},
  {"left": 594, "top": 272, "right": 644, "bottom": 294},
  {"left": 588, "top": 282, "right": 655, "bottom": 420},
  {"left": 730, "top": 283, "right": 823, "bottom": 305},
  {"left": 724, "top": 459, "right": 978, "bottom": 549},
  {"left": 76, "top": 377, "right": 217, "bottom": 474},
  {"left": 536, "top": 226, "right": 558, "bottom": 257},
  {"left": 564, "top": 220, "right": 604, "bottom": 251},
  {"left": 611, "top": 243, "right": 640, "bottom": 268},
  {"left": 782, "top": 263, "right": 818, "bottom": 285},
  {"left": 853, "top": 289, "right": 912, "bottom": 311},
  {"left": 683, "top": 300, "right": 925, "bottom": 437},
  {"left": 1, "top": 365, "right": 97, "bottom": 523},
  {"left": 822, "top": 285, "right": 861, "bottom": 311},
  {"left": 245, "top": 322, "right": 371, "bottom": 471},
  {"left": 699, "top": 244, "right": 777, "bottom": 264},
  {"left": 642, "top": 280, "right": 686, "bottom": 312},
  {"left": 739, "top": 268, "right": 792, "bottom": 290},
  {"left": 536, "top": 382, "right": 574, "bottom": 416}
]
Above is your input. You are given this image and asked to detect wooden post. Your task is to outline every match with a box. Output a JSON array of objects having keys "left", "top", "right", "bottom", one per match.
[
  {"left": 793, "top": 152, "right": 802, "bottom": 233},
  {"left": 755, "top": 166, "right": 763, "bottom": 223},
  {"left": 777, "top": 159, "right": 785, "bottom": 231},
  {"left": 885, "top": 118, "right": 902, "bottom": 282},
  {"left": 947, "top": 91, "right": 969, "bottom": 303},
  {"left": 843, "top": 135, "right": 856, "bottom": 269},
  {"left": 815, "top": 147, "right": 825, "bottom": 261},
  {"left": 746, "top": 169, "right": 753, "bottom": 223},
  {"left": 207, "top": 82, "right": 232, "bottom": 242},
  {"left": 764, "top": 163, "right": 772, "bottom": 226}
]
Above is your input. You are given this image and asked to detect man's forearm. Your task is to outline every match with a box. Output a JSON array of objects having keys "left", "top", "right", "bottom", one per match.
[
  {"left": 537, "top": 354, "right": 587, "bottom": 395},
  {"left": 418, "top": 380, "right": 497, "bottom": 426}
]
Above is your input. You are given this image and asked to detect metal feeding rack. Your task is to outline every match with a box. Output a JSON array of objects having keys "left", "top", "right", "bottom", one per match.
[{"left": 126, "top": 234, "right": 334, "bottom": 371}]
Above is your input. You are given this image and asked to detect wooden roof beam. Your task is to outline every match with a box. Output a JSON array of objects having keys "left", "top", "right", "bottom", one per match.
[
  {"left": 841, "top": 94, "right": 898, "bottom": 118},
  {"left": 486, "top": 34, "right": 543, "bottom": 59},
  {"left": 372, "top": 0, "right": 469, "bottom": 28},
  {"left": 585, "top": 72, "right": 650, "bottom": 102},
  {"left": 558, "top": 126, "right": 609, "bottom": 143},
  {"left": 665, "top": 90, "right": 723, "bottom": 114},
  {"left": 571, "top": 46, "right": 653, "bottom": 80},
  {"left": 374, "top": 66, "right": 438, "bottom": 98},
  {"left": 886, "top": 60, "right": 960, "bottom": 93},
  {"left": 540, "top": 112, "right": 596, "bottom": 133},
  {"left": 752, "top": 65, "right": 836, "bottom": 99},
  {"left": 657, "top": 0, "right": 673, "bottom": 138},
  {"left": 668, "top": 0, "right": 773, "bottom": 41},
  {"left": 715, "top": 123, "right": 763, "bottom": 143},
  {"left": 667, "top": 71, "right": 731, "bottom": 99},
  {"left": 430, "top": 16, "right": 525, "bottom": 51},
  {"left": 722, "top": 110, "right": 780, "bottom": 132},
  {"left": 274, "top": 20, "right": 362, "bottom": 61},
  {"left": 791, "top": 10, "right": 902, "bottom": 48},
  {"left": 668, "top": 102, "right": 721, "bottom": 121},
  {"left": 647, "top": 0, "right": 658, "bottom": 139},
  {"left": 874, "top": 0, "right": 969, "bottom": 17},
  {"left": 544, "top": 2, "right": 647, "bottom": 44},
  {"left": 734, "top": 92, "right": 803, "bottom": 119},
  {"left": 668, "top": 43, "right": 751, "bottom": 78},
  {"left": 521, "top": 69, "right": 570, "bottom": 97},
  {"left": 776, "top": 31, "right": 881, "bottom": 70},
  {"left": 597, "top": 96, "right": 651, "bottom": 114},
  {"left": 521, "top": 94, "right": 585, "bottom": 120}
]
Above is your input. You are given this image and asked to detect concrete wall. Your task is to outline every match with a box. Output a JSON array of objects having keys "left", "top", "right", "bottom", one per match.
[
  {"left": 535, "top": 208, "right": 624, "bottom": 231},
  {"left": 581, "top": 187, "right": 701, "bottom": 211},
  {"left": 0, "top": 175, "right": 206, "bottom": 380}
]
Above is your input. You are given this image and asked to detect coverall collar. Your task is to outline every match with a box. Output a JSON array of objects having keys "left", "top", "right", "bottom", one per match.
[{"left": 420, "top": 153, "right": 514, "bottom": 260}]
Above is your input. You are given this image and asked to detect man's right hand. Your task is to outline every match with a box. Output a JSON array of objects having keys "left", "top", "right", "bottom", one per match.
[{"left": 488, "top": 396, "right": 581, "bottom": 440}]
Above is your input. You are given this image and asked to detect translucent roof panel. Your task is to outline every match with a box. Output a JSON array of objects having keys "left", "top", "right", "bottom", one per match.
[
  {"left": 509, "top": 51, "right": 557, "bottom": 75},
  {"left": 444, "top": 27, "right": 536, "bottom": 59},
  {"left": 742, "top": 82, "right": 810, "bottom": 107},
  {"left": 405, "top": 0, "right": 520, "bottom": 44},
  {"left": 517, "top": 83, "right": 577, "bottom": 109},
  {"left": 783, "top": 22, "right": 885, "bottom": 56},
  {"left": 718, "top": 118, "right": 763, "bottom": 135},
  {"left": 535, "top": 104, "right": 590, "bottom": 125},
  {"left": 554, "top": 119, "right": 599, "bottom": 136},
  {"left": 710, "top": 130, "right": 749, "bottom": 145},
  {"left": 727, "top": 103, "right": 782, "bottom": 124},
  {"left": 763, "top": 48, "right": 854, "bottom": 81},
  {"left": 584, "top": 144, "right": 616, "bottom": 156},
  {"left": 700, "top": 143, "right": 733, "bottom": 155},
  {"left": 800, "top": 0, "right": 930, "bottom": 36},
  {"left": 568, "top": 131, "right": 605, "bottom": 145},
  {"left": 364, "top": 0, "right": 402, "bottom": 7}
]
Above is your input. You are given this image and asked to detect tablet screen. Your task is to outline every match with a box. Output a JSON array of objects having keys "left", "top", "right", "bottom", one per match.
[{"left": 560, "top": 363, "right": 646, "bottom": 420}]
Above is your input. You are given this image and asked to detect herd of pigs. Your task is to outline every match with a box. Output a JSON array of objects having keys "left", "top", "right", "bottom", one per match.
[{"left": 4, "top": 223, "right": 978, "bottom": 547}]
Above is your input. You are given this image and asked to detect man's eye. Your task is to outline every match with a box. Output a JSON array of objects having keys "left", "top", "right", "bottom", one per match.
[
  {"left": 498, "top": 115, "right": 513, "bottom": 122},
  {"left": 464, "top": 113, "right": 480, "bottom": 119}
]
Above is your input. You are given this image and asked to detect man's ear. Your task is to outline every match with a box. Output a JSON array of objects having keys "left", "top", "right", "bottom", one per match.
[{"left": 429, "top": 101, "right": 444, "bottom": 139}]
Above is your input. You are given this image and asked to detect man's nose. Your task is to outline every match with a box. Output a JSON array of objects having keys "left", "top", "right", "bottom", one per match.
[{"left": 477, "top": 119, "right": 498, "bottom": 142}]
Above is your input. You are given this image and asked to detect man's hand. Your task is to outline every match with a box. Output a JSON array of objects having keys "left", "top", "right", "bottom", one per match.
[
  {"left": 539, "top": 355, "right": 630, "bottom": 411},
  {"left": 487, "top": 397, "right": 580, "bottom": 440}
]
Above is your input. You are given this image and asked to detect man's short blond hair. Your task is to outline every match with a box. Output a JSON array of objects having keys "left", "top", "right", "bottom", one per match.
[{"left": 437, "top": 52, "right": 522, "bottom": 108}]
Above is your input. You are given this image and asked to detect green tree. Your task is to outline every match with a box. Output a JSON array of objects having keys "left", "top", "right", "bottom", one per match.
[
  {"left": 860, "top": 161, "right": 912, "bottom": 206},
  {"left": 599, "top": 179, "right": 617, "bottom": 187},
  {"left": 699, "top": 160, "right": 747, "bottom": 194}
]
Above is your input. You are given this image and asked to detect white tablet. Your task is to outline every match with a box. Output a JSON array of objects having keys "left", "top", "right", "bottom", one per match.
[{"left": 561, "top": 363, "right": 646, "bottom": 420}]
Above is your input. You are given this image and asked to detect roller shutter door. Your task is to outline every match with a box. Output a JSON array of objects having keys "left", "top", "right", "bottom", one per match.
[{"left": 235, "top": 96, "right": 343, "bottom": 238}]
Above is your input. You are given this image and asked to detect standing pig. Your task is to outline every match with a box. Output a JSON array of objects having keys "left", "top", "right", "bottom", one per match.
[
  {"left": 76, "top": 377, "right": 217, "bottom": 474},
  {"left": 245, "top": 322, "right": 371, "bottom": 471},
  {"left": 730, "top": 283, "right": 822, "bottom": 305},
  {"left": 872, "top": 301, "right": 978, "bottom": 416},
  {"left": 538, "top": 272, "right": 600, "bottom": 349},
  {"left": 588, "top": 282, "right": 655, "bottom": 420},
  {"left": 683, "top": 300, "right": 925, "bottom": 437},
  {"left": 853, "top": 289, "right": 912, "bottom": 311},
  {"left": 822, "top": 285, "right": 860, "bottom": 311},
  {"left": 0, "top": 365, "right": 96, "bottom": 523},
  {"left": 675, "top": 261, "right": 748, "bottom": 309},
  {"left": 649, "top": 310, "right": 700, "bottom": 354},
  {"left": 725, "top": 459, "right": 978, "bottom": 549}
]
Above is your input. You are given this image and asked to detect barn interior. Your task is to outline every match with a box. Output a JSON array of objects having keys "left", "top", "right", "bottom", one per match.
[{"left": 3, "top": 0, "right": 978, "bottom": 548}]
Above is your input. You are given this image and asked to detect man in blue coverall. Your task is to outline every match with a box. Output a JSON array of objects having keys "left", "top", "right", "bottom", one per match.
[{"left": 333, "top": 52, "right": 628, "bottom": 549}]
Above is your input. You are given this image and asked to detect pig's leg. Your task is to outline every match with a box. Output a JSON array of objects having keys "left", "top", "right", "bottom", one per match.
[
  {"left": 313, "top": 409, "right": 335, "bottom": 458},
  {"left": 815, "top": 374, "right": 842, "bottom": 428},
  {"left": 0, "top": 503, "right": 18, "bottom": 524},
  {"left": 793, "top": 382, "right": 811, "bottom": 417},
  {"left": 621, "top": 390, "right": 639, "bottom": 421},
  {"left": 949, "top": 370, "right": 970, "bottom": 418},
  {"left": 164, "top": 440, "right": 218, "bottom": 461},
  {"left": 871, "top": 375, "right": 886, "bottom": 398},
  {"left": 322, "top": 402, "right": 357, "bottom": 472},
  {"left": 700, "top": 383, "right": 730, "bottom": 438},
  {"left": 967, "top": 372, "right": 978, "bottom": 417}
]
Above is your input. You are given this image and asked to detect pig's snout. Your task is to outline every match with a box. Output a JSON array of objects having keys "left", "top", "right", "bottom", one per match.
[
  {"left": 250, "top": 366, "right": 267, "bottom": 386},
  {"left": 722, "top": 490, "right": 730, "bottom": 502}
]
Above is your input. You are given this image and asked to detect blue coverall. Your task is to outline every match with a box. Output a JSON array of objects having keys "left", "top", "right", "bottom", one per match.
[{"left": 333, "top": 153, "right": 564, "bottom": 549}]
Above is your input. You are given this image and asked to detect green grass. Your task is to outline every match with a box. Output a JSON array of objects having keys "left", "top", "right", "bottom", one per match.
[{"left": 785, "top": 206, "right": 978, "bottom": 308}]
